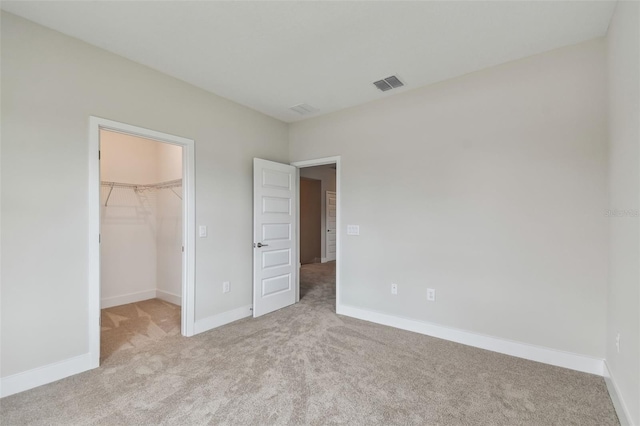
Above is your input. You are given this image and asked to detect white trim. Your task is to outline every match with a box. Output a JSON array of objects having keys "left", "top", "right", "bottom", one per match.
[
  {"left": 321, "top": 257, "right": 328, "bottom": 263},
  {"left": 604, "top": 361, "right": 634, "bottom": 426},
  {"left": 294, "top": 167, "right": 301, "bottom": 302},
  {"left": 101, "top": 290, "right": 156, "bottom": 309},
  {"left": 156, "top": 289, "right": 182, "bottom": 306},
  {"left": 292, "top": 156, "right": 341, "bottom": 309},
  {"left": 100, "top": 290, "right": 181, "bottom": 309},
  {"left": 88, "top": 118, "right": 101, "bottom": 369},
  {"left": 337, "top": 304, "right": 604, "bottom": 376},
  {"left": 89, "top": 116, "right": 197, "bottom": 372},
  {"left": 194, "top": 305, "right": 253, "bottom": 334},
  {"left": 0, "top": 353, "right": 92, "bottom": 398}
]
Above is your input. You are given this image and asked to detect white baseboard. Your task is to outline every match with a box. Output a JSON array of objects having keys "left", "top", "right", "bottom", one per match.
[
  {"left": 101, "top": 289, "right": 156, "bottom": 308},
  {"left": 101, "top": 289, "right": 181, "bottom": 308},
  {"left": 321, "top": 257, "right": 328, "bottom": 263},
  {"left": 156, "top": 289, "right": 182, "bottom": 306},
  {"left": 604, "top": 361, "right": 634, "bottom": 425},
  {"left": 337, "top": 304, "right": 604, "bottom": 376},
  {"left": 0, "top": 353, "right": 93, "bottom": 398},
  {"left": 194, "top": 304, "right": 252, "bottom": 335}
]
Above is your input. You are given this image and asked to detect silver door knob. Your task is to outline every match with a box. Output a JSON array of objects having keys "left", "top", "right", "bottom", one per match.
[{"left": 257, "top": 242, "right": 269, "bottom": 248}]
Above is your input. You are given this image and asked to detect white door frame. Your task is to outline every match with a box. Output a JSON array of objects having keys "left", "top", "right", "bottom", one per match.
[
  {"left": 88, "top": 116, "right": 196, "bottom": 369},
  {"left": 291, "top": 156, "right": 341, "bottom": 308}
]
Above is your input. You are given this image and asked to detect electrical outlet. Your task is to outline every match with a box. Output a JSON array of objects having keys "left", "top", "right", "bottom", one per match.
[
  {"left": 223, "top": 281, "right": 230, "bottom": 293},
  {"left": 391, "top": 283, "right": 398, "bottom": 295},
  {"left": 347, "top": 225, "right": 360, "bottom": 236},
  {"left": 427, "top": 288, "right": 436, "bottom": 302},
  {"left": 616, "top": 333, "right": 621, "bottom": 353}
]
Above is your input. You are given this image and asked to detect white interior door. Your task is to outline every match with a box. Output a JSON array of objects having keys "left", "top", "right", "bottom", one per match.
[
  {"left": 326, "top": 191, "right": 337, "bottom": 262},
  {"left": 253, "top": 158, "right": 297, "bottom": 317}
]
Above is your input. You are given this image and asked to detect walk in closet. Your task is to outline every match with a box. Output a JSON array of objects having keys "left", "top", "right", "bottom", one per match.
[{"left": 99, "top": 130, "right": 183, "bottom": 310}]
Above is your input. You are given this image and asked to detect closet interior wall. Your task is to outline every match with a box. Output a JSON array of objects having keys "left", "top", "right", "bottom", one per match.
[{"left": 100, "top": 130, "right": 183, "bottom": 308}]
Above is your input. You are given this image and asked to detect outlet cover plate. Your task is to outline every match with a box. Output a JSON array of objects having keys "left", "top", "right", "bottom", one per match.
[
  {"left": 427, "top": 288, "right": 436, "bottom": 302},
  {"left": 347, "top": 225, "right": 360, "bottom": 235}
]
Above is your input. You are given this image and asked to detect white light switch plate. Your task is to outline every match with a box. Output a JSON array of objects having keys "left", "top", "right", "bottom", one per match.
[
  {"left": 347, "top": 225, "right": 360, "bottom": 235},
  {"left": 199, "top": 225, "right": 207, "bottom": 238}
]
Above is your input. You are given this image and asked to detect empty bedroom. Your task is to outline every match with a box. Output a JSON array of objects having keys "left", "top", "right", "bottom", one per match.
[{"left": 1, "top": 1, "right": 638, "bottom": 425}]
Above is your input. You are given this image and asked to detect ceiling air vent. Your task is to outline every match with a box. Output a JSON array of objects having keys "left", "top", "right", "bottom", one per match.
[
  {"left": 289, "top": 103, "right": 319, "bottom": 115},
  {"left": 373, "top": 75, "right": 405, "bottom": 92}
]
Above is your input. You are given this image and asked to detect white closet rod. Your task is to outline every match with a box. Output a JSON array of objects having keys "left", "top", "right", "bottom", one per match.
[{"left": 101, "top": 179, "right": 182, "bottom": 206}]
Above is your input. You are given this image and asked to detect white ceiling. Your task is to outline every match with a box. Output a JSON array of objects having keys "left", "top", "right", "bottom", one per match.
[{"left": 2, "top": 1, "right": 616, "bottom": 123}]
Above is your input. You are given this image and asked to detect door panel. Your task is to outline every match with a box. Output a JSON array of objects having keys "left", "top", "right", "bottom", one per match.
[
  {"left": 326, "top": 191, "right": 337, "bottom": 261},
  {"left": 262, "top": 223, "right": 291, "bottom": 241},
  {"left": 263, "top": 197, "right": 291, "bottom": 214},
  {"left": 262, "top": 249, "right": 291, "bottom": 269},
  {"left": 253, "top": 158, "right": 297, "bottom": 317},
  {"left": 262, "top": 274, "right": 292, "bottom": 296}
]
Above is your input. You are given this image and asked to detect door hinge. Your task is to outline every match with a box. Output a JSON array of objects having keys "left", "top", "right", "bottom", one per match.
[
  {"left": 99, "top": 316, "right": 102, "bottom": 326},
  {"left": 99, "top": 234, "right": 101, "bottom": 243},
  {"left": 182, "top": 246, "right": 184, "bottom": 252},
  {"left": 98, "top": 150, "right": 101, "bottom": 160}
]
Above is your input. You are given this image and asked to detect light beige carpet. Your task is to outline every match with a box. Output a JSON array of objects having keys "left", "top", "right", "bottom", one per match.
[
  {"left": 101, "top": 298, "right": 181, "bottom": 362},
  {"left": 0, "top": 262, "right": 619, "bottom": 425}
]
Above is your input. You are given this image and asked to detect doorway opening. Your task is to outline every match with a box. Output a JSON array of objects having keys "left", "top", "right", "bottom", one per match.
[
  {"left": 89, "top": 117, "right": 195, "bottom": 369},
  {"left": 99, "top": 130, "right": 183, "bottom": 362},
  {"left": 296, "top": 161, "right": 338, "bottom": 310},
  {"left": 252, "top": 156, "right": 340, "bottom": 317}
]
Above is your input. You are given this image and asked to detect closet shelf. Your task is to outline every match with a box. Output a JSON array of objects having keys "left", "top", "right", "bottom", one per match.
[{"left": 101, "top": 179, "right": 182, "bottom": 206}]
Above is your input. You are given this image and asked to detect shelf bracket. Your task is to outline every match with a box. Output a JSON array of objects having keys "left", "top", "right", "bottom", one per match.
[{"left": 104, "top": 182, "right": 115, "bottom": 206}]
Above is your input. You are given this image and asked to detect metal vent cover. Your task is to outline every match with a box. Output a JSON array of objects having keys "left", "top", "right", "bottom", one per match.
[
  {"left": 373, "top": 75, "right": 405, "bottom": 91},
  {"left": 289, "top": 103, "right": 319, "bottom": 115}
]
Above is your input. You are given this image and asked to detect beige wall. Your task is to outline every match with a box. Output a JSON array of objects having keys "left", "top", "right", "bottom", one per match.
[
  {"left": 0, "top": 12, "right": 288, "bottom": 378},
  {"left": 606, "top": 1, "right": 640, "bottom": 423},
  {"left": 156, "top": 142, "right": 184, "bottom": 303},
  {"left": 290, "top": 39, "right": 609, "bottom": 358}
]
